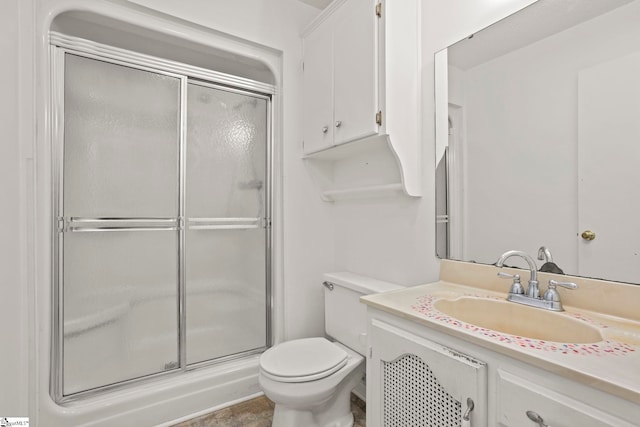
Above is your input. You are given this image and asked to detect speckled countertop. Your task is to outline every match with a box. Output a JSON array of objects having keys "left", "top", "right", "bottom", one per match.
[{"left": 361, "top": 260, "right": 640, "bottom": 404}]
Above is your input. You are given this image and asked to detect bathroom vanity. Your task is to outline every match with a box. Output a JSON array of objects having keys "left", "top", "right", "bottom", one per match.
[{"left": 362, "top": 260, "right": 640, "bottom": 427}]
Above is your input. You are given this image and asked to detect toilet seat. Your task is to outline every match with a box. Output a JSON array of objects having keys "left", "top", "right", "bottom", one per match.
[{"left": 260, "top": 337, "right": 349, "bottom": 383}]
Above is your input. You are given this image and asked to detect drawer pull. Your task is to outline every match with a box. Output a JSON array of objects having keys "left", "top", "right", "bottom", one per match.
[
  {"left": 526, "top": 410, "right": 550, "bottom": 427},
  {"left": 462, "top": 397, "right": 474, "bottom": 422}
]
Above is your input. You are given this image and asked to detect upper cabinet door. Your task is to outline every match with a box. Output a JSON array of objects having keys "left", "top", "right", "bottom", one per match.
[
  {"left": 303, "top": 24, "right": 334, "bottom": 155},
  {"left": 333, "top": 0, "right": 378, "bottom": 146},
  {"left": 301, "top": 0, "right": 421, "bottom": 199}
]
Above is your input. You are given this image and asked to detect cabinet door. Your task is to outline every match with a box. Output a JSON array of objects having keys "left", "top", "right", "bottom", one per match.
[
  {"left": 333, "top": 0, "right": 378, "bottom": 146},
  {"left": 303, "top": 24, "right": 334, "bottom": 154},
  {"left": 368, "top": 319, "right": 487, "bottom": 427},
  {"left": 496, "top": 370, "right": 636, "bottom": 427}
]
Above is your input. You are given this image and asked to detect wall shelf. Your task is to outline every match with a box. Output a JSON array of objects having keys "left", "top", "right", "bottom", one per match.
[
  {"left": 322, "top": 183, "right": 404, "bottom": 202},
  {"left": 304, "top": 134, "right": 416, "bottom": 202}
]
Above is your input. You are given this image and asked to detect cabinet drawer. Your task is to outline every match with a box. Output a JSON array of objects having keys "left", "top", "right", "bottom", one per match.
[{"left": 496, "top": 369, "right": 635, "bottom": 427}]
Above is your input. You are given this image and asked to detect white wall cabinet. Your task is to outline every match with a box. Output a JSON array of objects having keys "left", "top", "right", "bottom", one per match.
[
  {"left": 302, "top": 0, "right": 421, "bottom": 200},
  {"left": 303, "top": 0, "right": 377, "bottom": 153},
  {"left": 302, "top": 22, "right": 334, "bottom": 154},
  {"left": 366, "top": 309, "right": 638, "bottom": 427}
]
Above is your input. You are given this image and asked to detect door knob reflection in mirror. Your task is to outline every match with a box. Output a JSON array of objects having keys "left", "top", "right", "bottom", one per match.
[{"left": 581, "top": 230, "right": 596, "bottom": 241}]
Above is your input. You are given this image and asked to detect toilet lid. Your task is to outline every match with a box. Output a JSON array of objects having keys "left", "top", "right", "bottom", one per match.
[{"left": 260, "top": 337, "right": 348, "bottom": 382}]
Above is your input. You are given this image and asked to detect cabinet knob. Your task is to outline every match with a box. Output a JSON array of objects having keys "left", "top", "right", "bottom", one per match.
[
  {"left": 321, "top": 126, "right": 328, "bottom": 134},
  {"left": 335, "top": 120, "right": 342, "bottom": 128}
]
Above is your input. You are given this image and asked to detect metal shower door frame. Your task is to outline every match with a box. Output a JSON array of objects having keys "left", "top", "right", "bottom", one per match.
[{"left": 49, "top": 36, "right": 274, "bottom": 403}]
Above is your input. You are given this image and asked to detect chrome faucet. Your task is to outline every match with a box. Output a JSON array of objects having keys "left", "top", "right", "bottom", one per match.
[
  {"left": 496, "top": 250, "right": 539, "bottom": 298},
  {"left": 496, "top": 249, "right": 577, "bottom": 311},
  {"left": 537, "top": 246, "right": 553, "bottom": 263}
]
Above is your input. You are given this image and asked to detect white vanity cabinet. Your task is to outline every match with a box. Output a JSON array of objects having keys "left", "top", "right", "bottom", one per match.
[
  {"left": 366, "top": 308, "right": 639, "bottom": 427},
  {"left": 367, "top": 318, "right": 488, "bottom": 427},
  {"left": 496, "top": 369, "right": 637, "bottom": 427},
  {"left": 301, "top": 0, "right": 421, "bottom": 200}
]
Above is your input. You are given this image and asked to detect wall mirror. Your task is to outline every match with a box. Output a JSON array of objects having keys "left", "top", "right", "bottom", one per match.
[{"left": 435, "top": 0, "right": 640, "bottom": 284}]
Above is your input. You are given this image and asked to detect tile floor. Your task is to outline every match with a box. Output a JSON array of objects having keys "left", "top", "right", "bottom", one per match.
[{"left": 172, "top": 393, "right": 366, "bottom": 427}]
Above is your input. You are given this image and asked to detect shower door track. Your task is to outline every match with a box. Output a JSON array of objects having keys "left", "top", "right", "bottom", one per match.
[{"left": 50, "top": 35, "right": 275, "bottom": 404}]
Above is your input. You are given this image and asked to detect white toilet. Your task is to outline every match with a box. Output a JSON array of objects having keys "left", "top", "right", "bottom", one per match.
[{"left": 259, "top": 272, "right": 404, "bottom": 427}]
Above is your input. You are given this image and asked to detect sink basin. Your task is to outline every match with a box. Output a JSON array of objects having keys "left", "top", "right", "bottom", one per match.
[{"left": 434, "top": 297, "right": 603, "bottom": 343}]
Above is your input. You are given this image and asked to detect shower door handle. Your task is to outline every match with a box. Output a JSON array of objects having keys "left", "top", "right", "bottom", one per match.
[
  {"left": 62, "top": 217, "right": 179, "bottom": 232},
  {"left": 187, "top": 217, "right": 261, "bottom": 230}
]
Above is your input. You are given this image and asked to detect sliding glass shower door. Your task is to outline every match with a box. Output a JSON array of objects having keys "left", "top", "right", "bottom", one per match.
[
  {"left": 185, "top": 83, "right": 269, "bottom": 365},
  {"left": 56, "top": 52, "right": 271, "bottom": 399}
]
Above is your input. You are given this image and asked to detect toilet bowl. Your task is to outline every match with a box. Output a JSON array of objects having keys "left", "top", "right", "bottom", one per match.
[
  {"left": 259, "top": 272, "right": 404, "bottom": 427},
  {"left": 259, "top": 338, "right": 364, "bottom": 427}
]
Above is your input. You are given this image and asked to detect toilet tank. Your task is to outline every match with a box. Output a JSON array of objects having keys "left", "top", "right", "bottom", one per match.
[{"left": 324, "top": 272, "right": 405, "bottom": 356}]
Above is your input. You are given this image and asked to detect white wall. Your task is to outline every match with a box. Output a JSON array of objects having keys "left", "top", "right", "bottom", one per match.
[
  {"left": 459, "top": 2, "right": 640, "bottom": 273},
  {"left": 0, "top": 0, "right": 31, "bottom": 417}
]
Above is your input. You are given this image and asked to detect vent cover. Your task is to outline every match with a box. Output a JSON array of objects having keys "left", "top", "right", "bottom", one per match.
[{"left": 383, "top": 354, "right": 462, "bottom": 426}]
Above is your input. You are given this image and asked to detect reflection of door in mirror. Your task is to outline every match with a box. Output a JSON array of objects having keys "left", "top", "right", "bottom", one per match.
[
  {"left": 436, "top": 110, "right": 465, "bottom": 260},
  {"left": 435, "top": 141, "right": 449, "bottom": 259},
  {"left": 434, "top": 0, "right": 640, "bottom": 284},
  {"left": 578, "top": 51, "right": 640, "bottom": 283}
]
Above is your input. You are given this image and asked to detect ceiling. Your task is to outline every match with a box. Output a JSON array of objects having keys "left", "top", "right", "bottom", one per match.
[{"left": 297, "top": 0, "right": 332, "bottom": 9}]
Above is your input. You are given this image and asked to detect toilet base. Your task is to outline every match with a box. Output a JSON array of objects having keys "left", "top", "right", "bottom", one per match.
[
  {"left": 270, "top": 381, "right": 356, "bottom": 427},
  {"left": 272, "top": 407, "right": 353, "bottom": 427}
]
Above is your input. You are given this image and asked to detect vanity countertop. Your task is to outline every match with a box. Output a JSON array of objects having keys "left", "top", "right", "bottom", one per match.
[{"left": 361, "top": 260, "right": 640, "bottom": 404}]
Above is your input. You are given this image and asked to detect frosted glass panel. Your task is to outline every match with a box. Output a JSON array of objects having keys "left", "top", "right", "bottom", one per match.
[
  {"left": 185, "top": 83, "right": 268, "bottom": 365},
  {"left": 185, "top": 228, "right": 267, "bottom": 364},
  {"left": 63, "top": 54, "right": 180, "bottom": 218},
  {"left": 62, "top": 230, "right": 178, "bottom": 395},
  {"left": 186, "top": 84, "right": 268, "bottom": 218}
]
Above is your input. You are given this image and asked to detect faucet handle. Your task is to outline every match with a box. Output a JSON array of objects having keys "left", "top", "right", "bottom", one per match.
[
  {"left": 498, "top": 272, "right": 524, "bottom": 295},
  {"left": 548, "top": 279, "right": 578, "bottom": 290},
  {"left": 543, "top": 279, "right": 577, "bottom": 303}
]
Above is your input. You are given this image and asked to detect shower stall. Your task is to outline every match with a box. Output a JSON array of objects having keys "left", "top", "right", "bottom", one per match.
[{"left": 51, "top": 42, "right": 272, "bottom": 401}]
